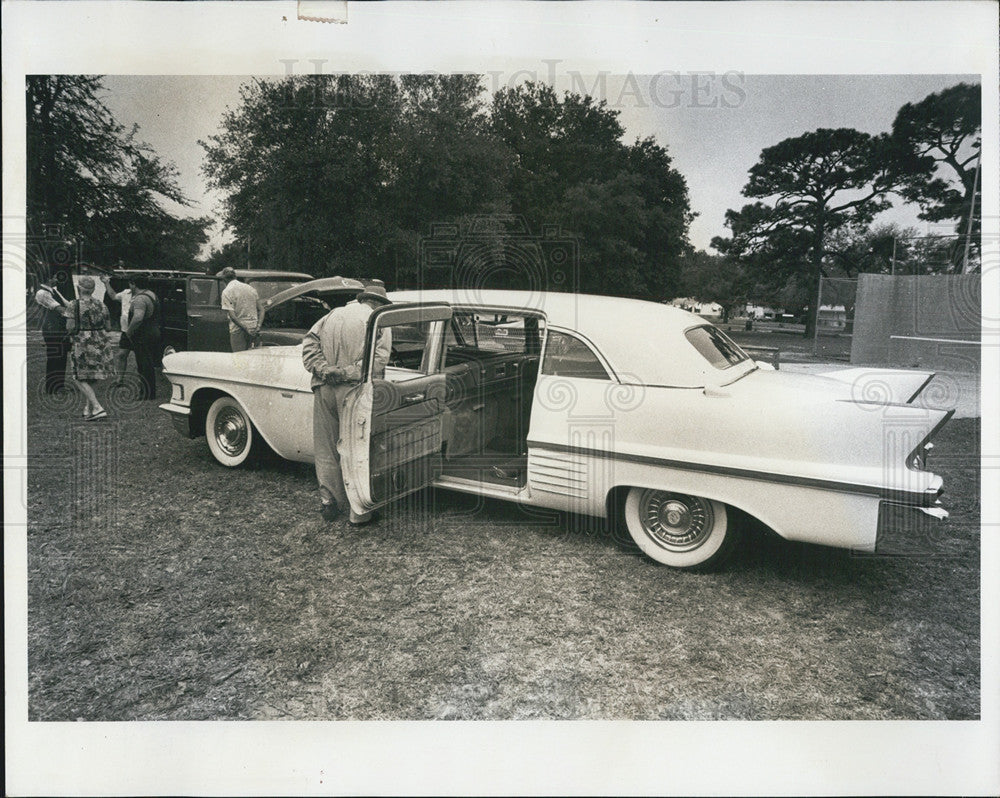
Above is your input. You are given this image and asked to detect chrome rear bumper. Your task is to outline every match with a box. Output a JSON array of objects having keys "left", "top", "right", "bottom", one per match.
[{"left": 875, "top": 499, "right": 949, "bottom": 557}]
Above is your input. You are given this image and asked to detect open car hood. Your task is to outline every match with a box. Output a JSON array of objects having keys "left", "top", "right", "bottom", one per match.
[
  {"left": 256, "top": 276, "right": 367, "bottom": 344},
  {"left": 261, "top": 276, "right": 365, "bottom": 312}
]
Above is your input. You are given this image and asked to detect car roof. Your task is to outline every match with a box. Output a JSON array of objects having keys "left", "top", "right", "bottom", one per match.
[
  {"left": 389, "top": 289, "right": 739, "bottom": 386},
  {"left": 234, "top": 269, "right": 314, "bottom": 281}
]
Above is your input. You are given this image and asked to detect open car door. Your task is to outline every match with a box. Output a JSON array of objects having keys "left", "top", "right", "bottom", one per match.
[{"left": 340, "top": 303, "right": 452, "bottom": 517}]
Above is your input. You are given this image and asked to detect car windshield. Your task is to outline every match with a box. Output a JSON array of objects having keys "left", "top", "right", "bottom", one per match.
[{"left": 684, "top": 325, "right": 750, "bottom": 369}]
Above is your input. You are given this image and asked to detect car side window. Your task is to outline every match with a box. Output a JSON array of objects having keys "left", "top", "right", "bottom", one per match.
[
  {"left": 188, "top": 278, "right": 219, "bottom": 306},
  {"left": 541, "top": 330, "right": 610, "bottom": 380}
]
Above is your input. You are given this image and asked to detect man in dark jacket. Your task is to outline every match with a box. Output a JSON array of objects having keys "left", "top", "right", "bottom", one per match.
[{"left": 33, "top": 270, "right": 73, "bottom": 393}]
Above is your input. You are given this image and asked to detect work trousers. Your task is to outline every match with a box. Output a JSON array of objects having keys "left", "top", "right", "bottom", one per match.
[
  {"left": 313, "top": 383, "right": 371, "bottom": 523},
  {"left": 230, "top": 328, "right": 254, "bottom": 352},
  {"left": 131, "top": 334, "right": 158, "bottom": 400},
  {"left": 42, "top": 331, "right": 71, "bottom": 393}
]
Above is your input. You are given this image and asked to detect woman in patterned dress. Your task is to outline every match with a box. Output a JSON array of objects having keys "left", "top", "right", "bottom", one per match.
[{"left": 66, "top": 275, "right": 113, "bottom": 420}]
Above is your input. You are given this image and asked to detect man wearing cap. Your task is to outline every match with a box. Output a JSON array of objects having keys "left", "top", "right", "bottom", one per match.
[
  {"left": 302, "top": 284, "right": 392, "bottom": 526},
  {"left": 219, "top": 267, "right": 262, "bottom": 352}
]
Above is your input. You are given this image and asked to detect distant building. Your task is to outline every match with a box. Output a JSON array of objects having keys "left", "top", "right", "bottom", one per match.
[
  {"left": 817, "top": 304, "right": 847, "bottom": 331},
  {"left": 745, "top": 303, "right": 783, "bottom": 320},
  {"left": 668, "top": 297, "right": 723, "bottom": 317}
]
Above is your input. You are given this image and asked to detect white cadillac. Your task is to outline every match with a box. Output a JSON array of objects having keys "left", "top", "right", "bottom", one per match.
[{"left": 159, "top": 289, "right": 951, "bottom": 570}]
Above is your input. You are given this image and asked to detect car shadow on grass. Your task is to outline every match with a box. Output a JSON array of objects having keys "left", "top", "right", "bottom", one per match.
[{"left": 424, "top": 488, "right": 892, "bottom": 583}]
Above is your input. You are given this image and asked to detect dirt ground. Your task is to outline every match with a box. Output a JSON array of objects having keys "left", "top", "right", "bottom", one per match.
[{"left": 23, "top": 335, "right": 981, "bottom": 720}]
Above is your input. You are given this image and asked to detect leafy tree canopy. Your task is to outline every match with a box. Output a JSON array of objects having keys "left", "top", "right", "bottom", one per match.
[
  {"left": 890, "top": 82, "right": 981, "bottom": 268},
  {"left": 26, "top": 75, "right": 209, "bottom": 274},
  {"left": 203, "top": 76, "right": 693, "bottom": 298},
  {"left": 676, "top": 250, "right": 746, "bottom": 309},
  {"left": 490, "top": 82, "right": 692, "bottom": 297},
  {"left": 712, "top": 128, "right": 918, "bottom": 334},
  {"left": 891, "top": 82, "right": 981, "bottom": 224},
  {"left": 202, "top": 74, "right": 511, "bottom": 282}
]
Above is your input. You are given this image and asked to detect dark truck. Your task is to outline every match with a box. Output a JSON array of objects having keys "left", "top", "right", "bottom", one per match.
[{"left": 104, "top": 269, "right": 364, "bottom": 355}]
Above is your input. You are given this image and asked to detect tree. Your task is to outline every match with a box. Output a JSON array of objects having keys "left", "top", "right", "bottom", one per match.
[
  {"left": 890, "top": 82, "right": 982, "bottom": 269},
  {"left": 712, "top": 128, "right": 906, "bottom": 336},
  {"left": 677, "top": 250, "right": 745, "bottom": 308},
  {"left": 201, "top": 74, "right": 511, "bottom": 282},
  {"left": 822, "top": 222, "right": 907, "bottom": 276},
  {"left": 26, "top": 75, "right": 207, "bottom": 273},
  {"left": 490, "top": 82, "right": 692, "bottom": 298},
  {"left": 202, "top": 240, "right": 248, "bottom": 274}
]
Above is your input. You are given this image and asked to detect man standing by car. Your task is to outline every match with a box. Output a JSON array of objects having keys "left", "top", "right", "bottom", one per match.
[
  {"left": 302, "top": 283, "right": 392, "bottom": 526},
  {"left": 100, "top": 273, "right": 136, "bottom": 381},
  {"left": 124, "top": 276, "right": 160, "bottom": 400},
  {"left": 33, "top": 273, "right": 72, "bottom": 393},
  {"left": 219, "top": 267, "right": 262, "bottom": 352}
]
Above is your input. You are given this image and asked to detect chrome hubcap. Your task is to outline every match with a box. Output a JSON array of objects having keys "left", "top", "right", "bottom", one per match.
[
  {"left": 214, "top": 407, "right": 248, "bottom": 456},
  {"left": 638, "top": 491, "right": 713, "bottom": 551}
]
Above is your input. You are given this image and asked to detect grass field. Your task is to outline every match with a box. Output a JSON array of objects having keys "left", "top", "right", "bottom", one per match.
[
  {"left": 721, "top": 323, "right": 853, "bottom": 363},
  {"left": 24, "top": 338, "right": 981, "bottom": 720}
]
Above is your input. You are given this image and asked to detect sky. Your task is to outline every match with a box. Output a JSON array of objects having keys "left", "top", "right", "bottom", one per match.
[{"left": 99, "top": 73, "right": 977, "bottom": 257}]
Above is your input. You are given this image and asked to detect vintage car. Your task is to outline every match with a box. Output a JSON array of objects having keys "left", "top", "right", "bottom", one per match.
[
  {"left": 103, "top": 268, "right": 349, "bottom": 355},
  {"left": 159, "top": 289, "right": 951, "bottom": 570}
]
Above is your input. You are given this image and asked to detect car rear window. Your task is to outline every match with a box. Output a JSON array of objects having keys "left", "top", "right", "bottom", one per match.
[
  {"left": 684, "top": 325, "right": 749, "bottom": 369},
  {"left": 542, "top": 331, "right": 610, "bottom": 380}
]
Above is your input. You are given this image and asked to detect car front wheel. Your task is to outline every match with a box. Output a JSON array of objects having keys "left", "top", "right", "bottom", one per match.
[
  {"left": 205, "top": 396, "right": 263, "bottom": 467},
  {"left": 622, "top": 488, "right": 737, "bottom": 570}
]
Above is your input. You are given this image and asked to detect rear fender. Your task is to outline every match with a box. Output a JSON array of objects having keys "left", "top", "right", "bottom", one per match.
[{"left": 819, "top": 368, "right": 936, "bottom": 406}]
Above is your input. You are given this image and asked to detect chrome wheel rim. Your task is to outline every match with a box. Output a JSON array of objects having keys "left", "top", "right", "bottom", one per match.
[
  {"left": 214, "top": 407, "right": 249, "bottom": 457},
  {"left": 637, "top": 491, "right": 714, "bottom": 552}
]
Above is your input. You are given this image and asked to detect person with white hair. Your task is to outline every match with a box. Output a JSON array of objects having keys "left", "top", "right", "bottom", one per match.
[{"left": 66, "top": 275, "right": 113, "bottom": 420}]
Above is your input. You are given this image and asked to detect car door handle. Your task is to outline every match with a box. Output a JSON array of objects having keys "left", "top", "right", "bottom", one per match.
[
  {"left": 188, "top": 314, "right": 203, "bottom": 318},
  {"left": 402, "top": 392, "right": 425, "bottom": 404}
]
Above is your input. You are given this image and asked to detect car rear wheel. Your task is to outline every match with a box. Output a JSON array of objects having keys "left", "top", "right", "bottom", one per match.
[
  {"left": 622, "top": 488, "right": 737, "bottom": 570},
  {"left": 205, "top": 396, "right": 264, "bottom": 467}
]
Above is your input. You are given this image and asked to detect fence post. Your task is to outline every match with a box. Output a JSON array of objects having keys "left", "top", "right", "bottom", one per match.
[{"left": 812, "top": 275, "right": 824, "bottom": 356}]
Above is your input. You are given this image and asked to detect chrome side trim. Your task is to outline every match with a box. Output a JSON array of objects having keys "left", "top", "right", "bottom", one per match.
[
  {"left": 907, "top": 372, "right": 937, "bottom": 404},
  {"left": 525, "top": 440, "right": 941, "bottom": 506}
]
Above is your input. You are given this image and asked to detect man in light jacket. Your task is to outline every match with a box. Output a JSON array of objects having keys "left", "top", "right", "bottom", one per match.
[
  {"left": 219, "top": 267, "right": 262, "bottom": 352},
  {"left": 302, "top": 283, "right": 392, "bottom": 526}
]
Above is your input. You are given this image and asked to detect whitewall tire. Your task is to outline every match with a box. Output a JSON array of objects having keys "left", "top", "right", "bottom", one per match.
[
  {"left": 205, "top": 396, "right": 263, "bottom": 467},
  {"left": 623, "top": 488, "right": 737, "bottom": 570}
]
